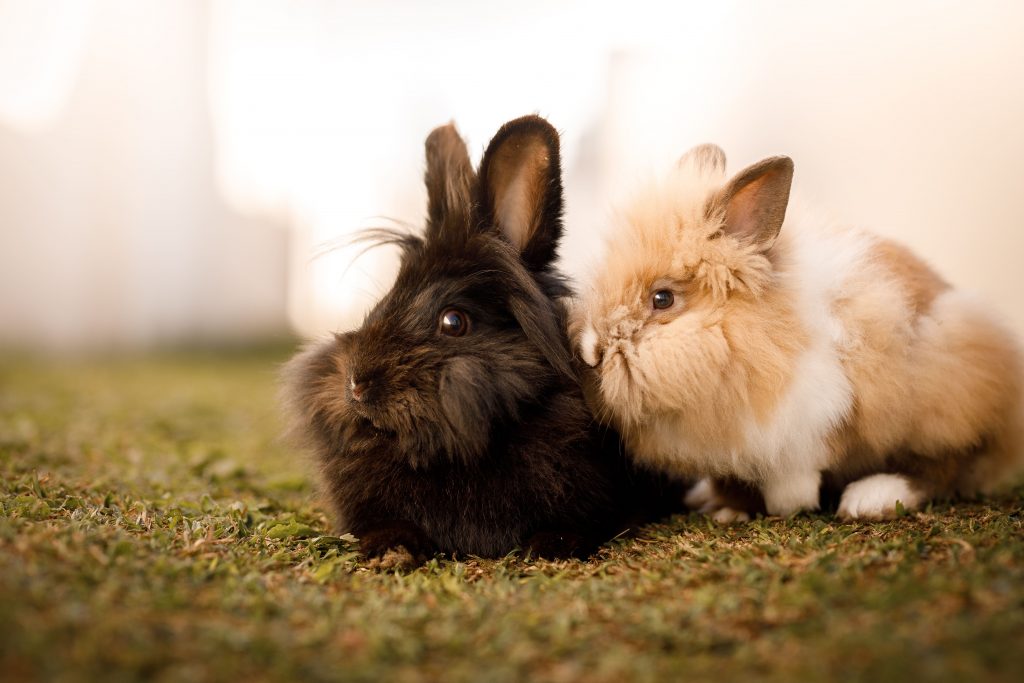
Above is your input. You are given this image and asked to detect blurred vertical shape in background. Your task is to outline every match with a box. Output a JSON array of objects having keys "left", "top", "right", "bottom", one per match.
[
  {"left": 0, "top": 0, "right": 92, "bottom": 131},
  {"left": 0, "top": 0, "right": 288, "bottom": 351},
  {"left": 0, "top": 1, "right": 1022, "bottom": 351}
]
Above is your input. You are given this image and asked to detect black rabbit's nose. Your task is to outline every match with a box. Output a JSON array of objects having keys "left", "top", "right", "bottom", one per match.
[{"left": 350, "top": 377, "right": 368, "bottom": 402}]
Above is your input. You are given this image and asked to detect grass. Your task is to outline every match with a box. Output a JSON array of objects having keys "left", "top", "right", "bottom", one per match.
[{"left": 1, "top": 348, "right": 1023, "bottom": 683}]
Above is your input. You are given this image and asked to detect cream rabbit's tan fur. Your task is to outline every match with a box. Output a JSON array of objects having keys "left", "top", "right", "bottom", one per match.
[{"left": 572, "top": 144, "right": 1023, "bottom": 520}]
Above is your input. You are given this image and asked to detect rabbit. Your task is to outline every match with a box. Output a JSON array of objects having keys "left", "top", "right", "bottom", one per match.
[
  {"left": 569, "top": 143, "right": 1024, "bottom": 521},
  {"left": 282, "top": 116, "right": 683, "bottom": 566}
]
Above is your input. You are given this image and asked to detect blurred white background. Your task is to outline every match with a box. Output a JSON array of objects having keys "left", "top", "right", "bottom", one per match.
[{"left": 1, "top": 0, "right": 1022, "bottom": 350}]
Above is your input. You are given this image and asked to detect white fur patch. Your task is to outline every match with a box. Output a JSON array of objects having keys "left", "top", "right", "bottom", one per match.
[
  {"left": 732, "top": 217, "right": 869, "bottom": 509},
  {"left": 837, "top": 473, "right": 923, "bottom": 520}
]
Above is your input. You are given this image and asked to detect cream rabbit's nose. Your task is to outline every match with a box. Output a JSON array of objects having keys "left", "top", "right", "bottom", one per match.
[{"left": 579, "top": 325, "right": 602, "bottom": 367}]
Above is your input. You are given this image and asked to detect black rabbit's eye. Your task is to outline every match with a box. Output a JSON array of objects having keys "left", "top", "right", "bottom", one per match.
[
  {"left": 439, "top": 308, "right": 469, "bottom": 337},
  {"left": 652, "top": 290, "right": 674, "bottom": 310}
]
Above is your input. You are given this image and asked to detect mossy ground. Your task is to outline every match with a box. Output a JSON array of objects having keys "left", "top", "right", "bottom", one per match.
[{"left": 1, "top": 349, "right": 1022, "bottom": 682}]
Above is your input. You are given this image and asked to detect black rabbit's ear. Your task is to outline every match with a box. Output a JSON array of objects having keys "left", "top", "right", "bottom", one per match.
[
  {"left": 424, "top": 122, "right": 476, "bottom": 240},
  {"left": 478, "top": 115, "right": 564, "bottom": 271}
]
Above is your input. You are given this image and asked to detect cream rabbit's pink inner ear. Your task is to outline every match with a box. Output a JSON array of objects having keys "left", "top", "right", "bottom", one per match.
[{"left": 715, "top": 156, "right": 794, "bottom": 250}]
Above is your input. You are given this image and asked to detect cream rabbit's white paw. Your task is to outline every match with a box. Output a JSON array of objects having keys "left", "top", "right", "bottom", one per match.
[
  {"left": 683, "top": 478, "right": 715, "bottom": 510},
  {"left": 710, "top": 507, "right": 751, "bottom": 523},
  {"left": 838, "top": 474, "right": 922, "bottom": 520},
  {"left": 684, "top": 479, "right": 751, "bottom": 523}
]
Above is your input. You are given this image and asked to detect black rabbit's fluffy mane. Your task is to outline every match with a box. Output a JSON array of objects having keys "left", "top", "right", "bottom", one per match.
[{"left": 285, "top": 222, "right": 579, "bottom": 470}]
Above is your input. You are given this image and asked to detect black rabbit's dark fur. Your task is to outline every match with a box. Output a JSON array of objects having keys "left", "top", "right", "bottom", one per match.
[{"left": 283, "top": 116, "right": 682, "bottom": 561}]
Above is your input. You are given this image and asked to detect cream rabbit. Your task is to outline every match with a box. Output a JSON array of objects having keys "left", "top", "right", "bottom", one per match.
[{"left": 571, "top": 144, "right": 1023, "bottom": 520}]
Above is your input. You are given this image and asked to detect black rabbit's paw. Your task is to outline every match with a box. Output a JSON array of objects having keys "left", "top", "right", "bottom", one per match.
[
  {"left": 524, "top": 530, "right": 591, "bottom": 560},
  {"left": 365, "top": 546, "right": 418, "bottom": 571},
  {"left": 358, "top": 522, "right": 434, "bottom": 569}
]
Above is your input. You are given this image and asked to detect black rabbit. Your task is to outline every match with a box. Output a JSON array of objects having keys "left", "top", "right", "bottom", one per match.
[{"left": 282, "top": 116, "right": 682, "bottom": 566}]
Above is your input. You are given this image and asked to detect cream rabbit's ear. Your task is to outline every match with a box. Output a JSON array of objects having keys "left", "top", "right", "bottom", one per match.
[
  {"left": 714, "top": 156, "right": 793, "bottom": 250},
  {"left": 677, "top": 143, "right": 726, "bottom": 177}
]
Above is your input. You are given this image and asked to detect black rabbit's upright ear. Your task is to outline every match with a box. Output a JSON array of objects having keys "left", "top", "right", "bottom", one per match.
[
  {"left": 477, "top": 115, "right": 564, "bottom": 271},
  {"left": 424, "top": 122, "right": 476, "bottom": 241}
]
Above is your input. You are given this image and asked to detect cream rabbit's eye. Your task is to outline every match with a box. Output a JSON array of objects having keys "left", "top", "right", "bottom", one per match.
[{"left": 652, "top": 290, "right": 674, "bottom": 310}]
